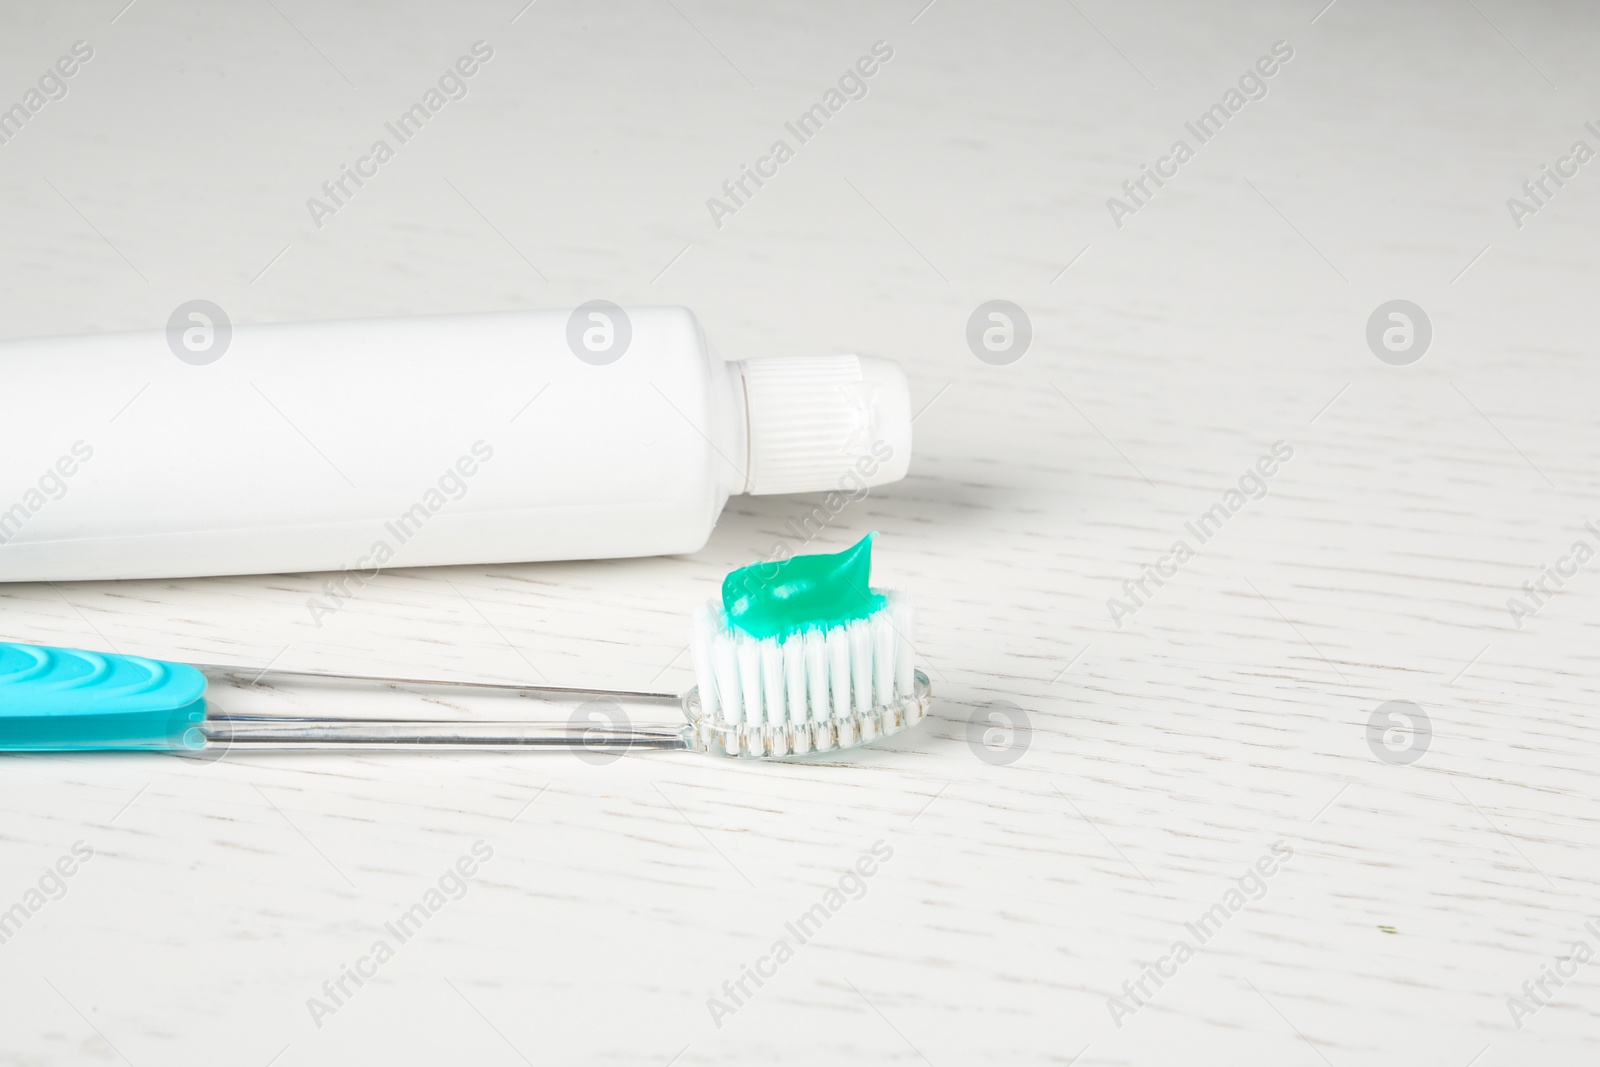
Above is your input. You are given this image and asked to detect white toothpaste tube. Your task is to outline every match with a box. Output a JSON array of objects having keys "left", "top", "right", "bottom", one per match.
[{"left": 0, "top": 306, "right": 912, "bottom": 580}]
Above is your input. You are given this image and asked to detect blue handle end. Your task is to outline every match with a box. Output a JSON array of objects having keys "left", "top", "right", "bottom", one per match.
[{"left": 0, "top": 642, "right": 208, "bottom": 752}]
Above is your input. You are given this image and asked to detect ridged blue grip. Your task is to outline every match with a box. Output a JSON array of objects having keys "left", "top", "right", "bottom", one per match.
[{"left": 0, "top": 642, "right": 208, "bottom": 751}]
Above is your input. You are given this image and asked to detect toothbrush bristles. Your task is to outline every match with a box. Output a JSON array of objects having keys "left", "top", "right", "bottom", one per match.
[{"left": 688, "top": 594, "right": 924, "bottom": 758}]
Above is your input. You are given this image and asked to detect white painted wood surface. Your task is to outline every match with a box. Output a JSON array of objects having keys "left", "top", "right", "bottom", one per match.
[{"left": 2, "top": 1, "right": 1597, "bottom": 1063}]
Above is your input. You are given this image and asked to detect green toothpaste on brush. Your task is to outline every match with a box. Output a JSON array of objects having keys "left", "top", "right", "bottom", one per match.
[
  {"left": 691, "top": 534, "right": 923, "bottom": 757},
  {"left": 721, "top": 534, "right": 887, "bottom": 639}
]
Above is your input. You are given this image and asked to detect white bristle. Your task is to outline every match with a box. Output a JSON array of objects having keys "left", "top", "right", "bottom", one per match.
[
  {"left": 713, "top": 628, "right": 742, "bottom": 725},
  {"left": 783, "top": 634, "right": 807, "bottom": 723},
  {"left": 805, "top": 629, "right": 832, "bottom": 751},
  {"left": 688, "top": 590, "right": 922, "bottom": 758},
  {"left": 691, "top": 604, "right": 720, "bottom": 723},
  {"left": 804, "top": 630, "right": 828, "bottom": 719},
  {"left": 737, "top": 636, "right": 764, "bottom": 726},
  {"left": 760, "top": 640, "right": 785, "bottom": 726},
  {"left": 892, "top": 594, "right": 915, "bottom": 698},
  {"left": 827, "top": 626, "right": 850, "bottom": 718},
  {"left": 872, "top": 611, "right": 895, "bottom": 708},
  {"left": 849, "top": 621, "right": 872, "bottom": 716}
]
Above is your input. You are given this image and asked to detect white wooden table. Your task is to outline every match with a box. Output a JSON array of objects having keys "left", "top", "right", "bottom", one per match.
[{"left": 3, "top": 2, "right": 1597, "bottom": 1063}]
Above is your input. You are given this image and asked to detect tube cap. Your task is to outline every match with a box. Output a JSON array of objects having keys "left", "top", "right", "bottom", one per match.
[{"left": 737, "top": 354, "right": 912, "bottom": 495}]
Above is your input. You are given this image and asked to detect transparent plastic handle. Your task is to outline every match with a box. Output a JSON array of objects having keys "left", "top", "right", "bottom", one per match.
[{"left": 196, "top": 664, "right": 692, "bottom": 752}]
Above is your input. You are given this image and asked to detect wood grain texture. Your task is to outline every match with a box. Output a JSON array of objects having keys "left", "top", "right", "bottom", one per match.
[{"left": 2, "top": 1, "right": 1597, "bottom": 1064}]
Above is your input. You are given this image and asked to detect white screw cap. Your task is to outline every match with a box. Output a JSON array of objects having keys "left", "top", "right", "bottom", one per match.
[{"left": 736, "top": 354, "right": 912, "bottom": 496}]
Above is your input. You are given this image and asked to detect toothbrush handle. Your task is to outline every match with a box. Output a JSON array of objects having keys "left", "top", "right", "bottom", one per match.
[
  {"left": 197, "top": 665, "right": 693, "bottom": 753},
  {"left": 199, "top": 715, "right": 690, "bottom": 751},
  {"left": 0, "top": 642, "right": 208, "bottom": 751},
  {"left": 0, "top": 641, "right": 692, "bottom": 754}
]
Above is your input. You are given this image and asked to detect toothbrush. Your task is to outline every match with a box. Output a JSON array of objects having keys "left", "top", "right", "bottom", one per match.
[{"left": 0, "top": 536, "right": 928, "bottom": 760}]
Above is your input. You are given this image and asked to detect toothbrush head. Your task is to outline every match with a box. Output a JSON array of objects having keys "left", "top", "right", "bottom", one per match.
[{"left": 686, "top": 535, "right": 930, "bottom": 758}]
